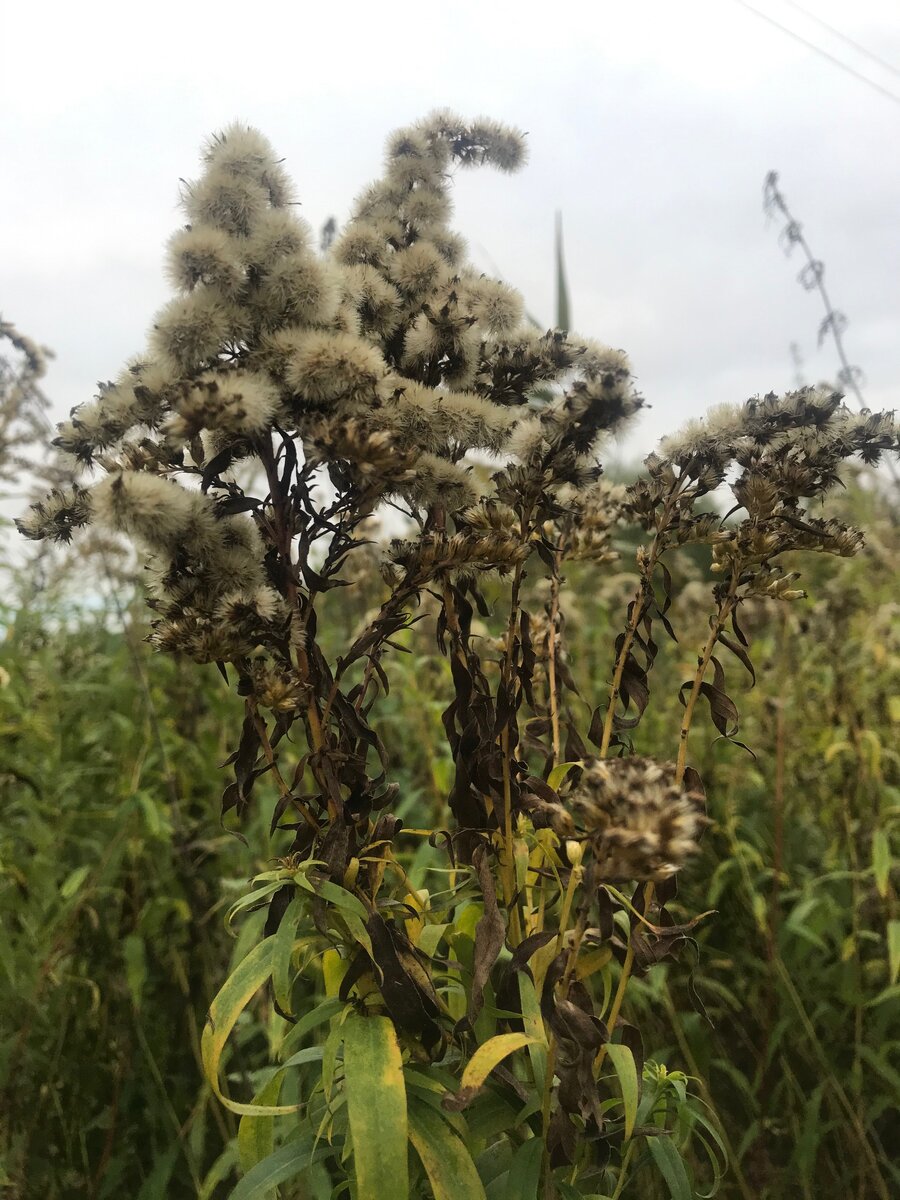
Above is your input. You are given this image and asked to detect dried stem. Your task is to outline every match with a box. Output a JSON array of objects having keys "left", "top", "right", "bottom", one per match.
[
  {"left": 547, "top": 552, "right": 563, "bottom": 762},
  {"left": 597, "top": 476, "right": 688, "bottom": 758},
  {"left": 675, "top": 579, "right": 740, "bottom": 786}
]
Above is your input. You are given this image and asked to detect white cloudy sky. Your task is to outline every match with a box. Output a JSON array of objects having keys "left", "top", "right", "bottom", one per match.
[{"left": 2, "top": 0, "right": 898, "bottom": 462}]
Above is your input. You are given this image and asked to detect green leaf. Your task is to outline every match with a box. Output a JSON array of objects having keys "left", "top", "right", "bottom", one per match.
[
  {"left": 605, "top": 1043, "right": 639, "bottom": 1140},
  {"left": 408, "top": 1101, "right": 486, "bottom": 1200},
  {"left": 229, "top": 1135, "right": 330, "bottom": 1200},
  {"left": 647, "top": 1135, "right": 692, "bottom": 1200},
  {"left": 123, "top": 934, "right": 147, "bottom": 1012},
  {"left": 136, "top": 1141, "right": 180, "bottom": 1200},
  {"left": 202, "top": 937, "right": 300, "bottom": 1116},
  {"left": 460, "top": 1032, "right": 539, "bottom": 1095},
  {"left": 321, "top": 1018, "right": 345, "bottom": 1102},
  {"left": 518, "top": 974, "right": 547, "bottom": 1091},
  {"left": 225, "top": 882, "right": 285, "bottom": 933},
  {"left": 344, "top": 1014, "right": 408, "bottom": 1200},
  {"left": 554, "top": 211, "right": 571, "bottom": 331},
  {"left": 198, "top": 1144, "right": 239, "bottom": 1200},
  {"left": 272, "top": 896, "right": 306, "bottom": 1016},
  {"left": 503, "top": 1136, "right": 542, "bottom": 1200},
  {"left": 279, "top": 996, "right": 346, "bottom": 1061},
  {"left": 866, "top": 983, "right": 900, "bottom": 1008},
  {"left": 292, "top": 875, "right": 374, "bottom": 957},
  {"left": 857, "top": 1045, "right": 900, "bottom": 1100},
  {"left": 60, "top": 864, "right": 90, "bottom": 900},
  {"left": 238, "top": 1071, "right": 283, "bottom": 1175},
  {"left": 556, "top": 1184, "right": 613, "bottom": 1200},
  {"left": 281, "top": 1045, "right": 325, "bottom": 1072},
  {"left": 296, "top": 874, "right": 369, "bottom": 922},
  {"left": 872, "top": 830, "right": 890, "bottom": 899},
  {"left": 547, "top": 761, "right": 579, "bottom": 792},
  {"left": 888, "top": 920, "right": 900, "bottom": 985}
]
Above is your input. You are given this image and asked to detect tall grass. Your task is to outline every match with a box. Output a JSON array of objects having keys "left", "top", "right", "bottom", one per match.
[
  {"left": 2, "top": 471, "right": 896, "bottom": 1198},
  {"left": 4, "top": 116, "right": 898, "bottom": 1199}
]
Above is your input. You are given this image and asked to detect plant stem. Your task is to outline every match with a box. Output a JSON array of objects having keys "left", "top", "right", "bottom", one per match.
[
  {"left": 251, "top": 708, "right": 319, "bottom": 834},
  {"left": 500, "top": 556, "right": 528, "bottom": 944},
  {"left": 675, "top": 582, "right": 739, "bottom": 786},
  {"left": 547, "top": 552, "right": 562, "bottom": 762},
  {"left": 597, "top": 477, "right": 689, "bottom": 759},
  {"left": 594, "top": 882, "right": 656, "bottom": 1080},
  {"left": 610, "top": 1138, "right": 637, "bottom": 1200}
]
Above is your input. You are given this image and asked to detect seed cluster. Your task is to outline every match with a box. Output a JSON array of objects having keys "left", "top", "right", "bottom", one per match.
[{"left": 556, "top": 757, "right": 707, "bottom": 881}]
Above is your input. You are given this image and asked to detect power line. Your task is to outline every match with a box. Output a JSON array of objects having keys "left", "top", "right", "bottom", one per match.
[
  {"left": 781, "top": 0, "right": 900, "bottom": 82},
  {"left": 732, "top": 0, "right": 900, "bottom": 109}
]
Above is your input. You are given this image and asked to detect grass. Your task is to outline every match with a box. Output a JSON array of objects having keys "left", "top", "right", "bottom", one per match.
[{"left": 0, "top": 470, "right": 897, "bottom": 1198}]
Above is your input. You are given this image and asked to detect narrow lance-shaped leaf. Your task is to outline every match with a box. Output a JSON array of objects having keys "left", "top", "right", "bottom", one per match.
[
  {"left": 605, "top": 1042, "right": 639, "bottom": 1140},
  {"left": 445, "top": 1032, "right": 540, "bottom": 1110},
  {"left": 343, "top": 1013, "right": 409, "bottom": 1200},
  {"left": 648, "top": 1134, "right": 693, "bottom": 1200},
  {"left": 201, "top": 938, "right": 301, "bottom": 1116},
  {"left": 228, "top": 1135, "right": 332, "bottom": 1200},
  {"left": 408, "top": 1101, "right": 486, "bottom": 1200},
  {"left": 555, "top": 211, "right": 571, "bottom": 331}
]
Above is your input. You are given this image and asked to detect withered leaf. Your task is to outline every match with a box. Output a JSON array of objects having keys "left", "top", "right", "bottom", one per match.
[{"left": 463, "top": 845, "right": 506, "bottom": 1029}]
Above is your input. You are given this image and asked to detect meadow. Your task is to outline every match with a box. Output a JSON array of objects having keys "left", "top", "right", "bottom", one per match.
[
  {"left": 1, "top": 113, "right": 898, "bottom": 1200},
  {"left": 1, "top": 468, "right": 897, "bottom": 1199}
]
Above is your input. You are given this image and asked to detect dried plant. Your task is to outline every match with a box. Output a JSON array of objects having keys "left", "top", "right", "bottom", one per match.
[
  {"left": 0, "top": 319, "right": 52, "bottom": 493},
  {"left": 764, "top": 171, "right": 865, "bottom": 405},
  {"left": 20, "top": 116, "right": 898, "bottom": 1199}
]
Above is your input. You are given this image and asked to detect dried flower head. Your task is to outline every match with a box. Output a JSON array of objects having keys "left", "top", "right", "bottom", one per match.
[
  {"left": 557, "top": 757, "right": 706, "bottom": 881},
  {"left": 16, "top": 485, "right": 93, "bottom": 544}
]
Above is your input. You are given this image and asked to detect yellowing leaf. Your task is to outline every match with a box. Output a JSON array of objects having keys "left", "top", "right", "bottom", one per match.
[
  {"left": 576, "top": 945, "right": 613, "bottom": 981},
  {"left": 888, "top": 920, "right": 900, "bottom": 986},
  {"left": 408, "top": 1102, "right": 486, "bottom": 1200},
  {"left": 322, "top": 948, "right": 346, "bottom": 998},
  {"left": 605, "top": 1042, "right": 639, "bottom": 1140},
  {"left": 872, "top": 830, "right": 891, "bottom": 899},
  {"left": 201, "top": 938, "right": 300, "bottom": 1116},
  {"left": 459, "top": 1032, "right": 539, "bottom": 1095},
  {"left": 343, "top": 1014, "right": 408, "bottom": 1200}
]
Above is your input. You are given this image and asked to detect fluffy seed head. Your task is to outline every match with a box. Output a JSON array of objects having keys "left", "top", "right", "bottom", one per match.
[
  {"left": 558, "top": 757, "right": 706, "bottom": 882},
  {"left": 387, "top": 242, "right": 446, "bottom": 297},
  {"left": 250, "top": 253, "right": 338, "bottom": 330},
  {"left": 283, "top": 330, "right": 385, "bottom": 407},
  {"left": 164, "top": 370, "right": 279, "bottom": 442},
  {"left": 464, "top": 277, "right": 524, "bottom": 335},
  {"left": 150, "top": 290, "right": 236, "bottom": 375},
  {"left": 165, "top": 226, "right": 244, "bottom": 295},
  {"left": 243, "top": 208, "right": 312, "bottom": 269},
  {"left": 202, "top": 123, "right": 294, "bottom": 207},
  {"left": 16, "top": 486, "right": 93, "bottom": 543},
  {"left": 183, "top": 166, "right": 269, "bottom": 237}
]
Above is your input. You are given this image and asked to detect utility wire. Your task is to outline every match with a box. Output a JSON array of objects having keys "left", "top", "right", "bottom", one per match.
[
  {"left": 781, "top": 0, "right": 900, "bottom": 82},
  {"left": 732, "top": 0, "right": 900, "bottom": 108}
]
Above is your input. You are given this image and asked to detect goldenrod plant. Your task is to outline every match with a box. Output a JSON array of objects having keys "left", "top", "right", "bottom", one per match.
[{"left": 20, "top": 115, "right": 898, "bottom": 1199}]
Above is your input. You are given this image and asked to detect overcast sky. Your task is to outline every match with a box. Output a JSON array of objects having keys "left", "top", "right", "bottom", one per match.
[{"left": 2, "top": 0, "right": 898, "bottom": 464}]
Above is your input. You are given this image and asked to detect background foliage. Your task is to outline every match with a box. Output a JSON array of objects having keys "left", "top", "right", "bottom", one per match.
[{"left": 1, "top": 469, "right": 896, "bottom": 1199}]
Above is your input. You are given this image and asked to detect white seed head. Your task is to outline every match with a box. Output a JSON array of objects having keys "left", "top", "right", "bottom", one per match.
[
  {"left": 283, "top": 330, "right": 385, "bottom": 407},
  {"left": 165, "top": 226, "right": 244, "bottom": 295},
  {"left": 149, "top": 290, "right": 237, "bottom": 375}
]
